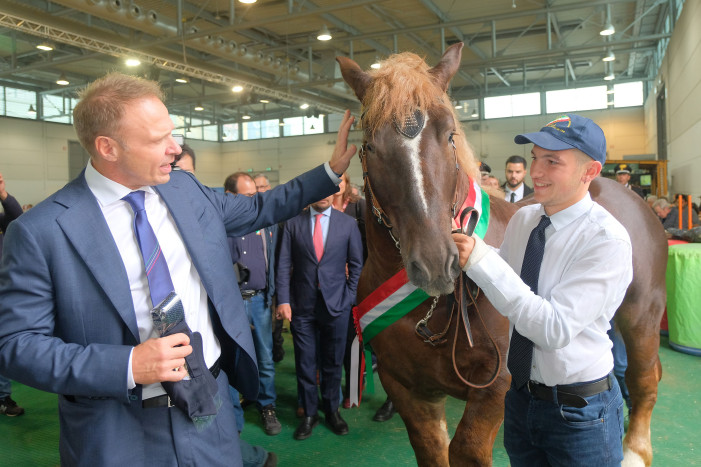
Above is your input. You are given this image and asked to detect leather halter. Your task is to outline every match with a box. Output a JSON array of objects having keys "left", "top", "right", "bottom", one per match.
[{"left": 358, "top": 112, "right": 461, "bottom": 250}]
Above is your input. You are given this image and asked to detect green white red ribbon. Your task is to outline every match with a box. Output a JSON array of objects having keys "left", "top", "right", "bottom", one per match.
[{"left": 349, "top": 177, "right": 490, "bottom": 406}]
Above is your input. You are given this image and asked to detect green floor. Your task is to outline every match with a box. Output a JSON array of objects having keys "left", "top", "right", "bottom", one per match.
[{"left": 2, "top": 334, "right": 699, "bottom": 466}]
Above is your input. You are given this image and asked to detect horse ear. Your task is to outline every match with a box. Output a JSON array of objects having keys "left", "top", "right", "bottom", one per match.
[
  {"left": 336, "top": 56, "right": 372, "bottom": 103},
  {"left": 429, "top": 42, "right": 464, "bottom": 91}
]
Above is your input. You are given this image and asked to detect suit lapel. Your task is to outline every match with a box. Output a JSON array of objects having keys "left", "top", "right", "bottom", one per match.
[
  {"left": 155, "top": 181, "right": 217, "bottom": 299},
  {"left": 302, "top": 210, "right": 319, "bottom": 263},
  {"left": 55, "top": 175, "right": 140, "bottom": 342},
  {"left": 324, "top": 209, "right": 340, "bottom": 259}
]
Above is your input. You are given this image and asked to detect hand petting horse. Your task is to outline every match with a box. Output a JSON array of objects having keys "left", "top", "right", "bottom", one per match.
[{"left": 338, "top": 43, "right": 664, "bottom": 467}]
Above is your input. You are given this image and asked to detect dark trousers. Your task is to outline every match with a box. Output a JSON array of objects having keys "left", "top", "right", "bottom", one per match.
[{"left": 290, "top": 292, "right": 349, "bottom": 416}]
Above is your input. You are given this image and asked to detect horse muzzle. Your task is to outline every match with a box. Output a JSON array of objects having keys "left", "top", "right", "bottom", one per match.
[{"left": 405, "top": 246, "right": 461, "bottom": 296}]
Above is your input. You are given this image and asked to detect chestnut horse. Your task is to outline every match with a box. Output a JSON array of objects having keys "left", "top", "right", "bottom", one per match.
[{"left": 337, "top": 43, "right": 665, "bottom": 466}]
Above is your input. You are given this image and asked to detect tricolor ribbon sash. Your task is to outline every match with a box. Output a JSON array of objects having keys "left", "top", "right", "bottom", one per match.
[{"left": 349, "top": 176, "right": 490, "bottom": 405}]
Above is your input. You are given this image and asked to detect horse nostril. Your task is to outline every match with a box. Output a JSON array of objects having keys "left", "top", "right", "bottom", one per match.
[{"left": 407, "top": 260, "right": 429, "bottom": 286}]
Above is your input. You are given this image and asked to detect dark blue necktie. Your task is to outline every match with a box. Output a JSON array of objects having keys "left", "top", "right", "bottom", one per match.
[
  {"left": 122, "top": 191, "right": 174, "bottom": 307},
  {"left": 508, "top": 215, "right": 551, "bottom": 389}
]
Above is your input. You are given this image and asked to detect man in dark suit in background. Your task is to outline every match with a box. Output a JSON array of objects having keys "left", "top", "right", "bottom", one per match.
[
  {"left": 614, "top": 163, "right": 645, "bottom": 198},
  {"left": 502, "top": 155, "right": 534, "bottom": 202},
  {"left": 276, "top": 194, "right": 363, "bottom": 440},
  {"left": 0, "top": 72, "right": 357, "bottom": 466}
]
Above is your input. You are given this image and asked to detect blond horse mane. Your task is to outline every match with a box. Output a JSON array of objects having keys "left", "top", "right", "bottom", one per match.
[{"left": 361, "top": 52, "right": 480, "bottom": 181}]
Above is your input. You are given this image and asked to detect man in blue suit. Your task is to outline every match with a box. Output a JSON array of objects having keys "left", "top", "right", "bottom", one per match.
[
  {"left": 0, "top": 72, "right": 356, "bottom": 466},
  {"left": 276, "top": 194, "right": 363, "bottom": 440}
]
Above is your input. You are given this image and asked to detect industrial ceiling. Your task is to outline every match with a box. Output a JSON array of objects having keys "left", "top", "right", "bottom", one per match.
[{"left": 0, "top": 0, "right": 680, "bottom": 125}]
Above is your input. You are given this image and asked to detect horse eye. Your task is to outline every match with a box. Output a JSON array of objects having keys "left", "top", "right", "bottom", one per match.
[{"left": 448, "top": 133, "right": 455, "bottom": 143}]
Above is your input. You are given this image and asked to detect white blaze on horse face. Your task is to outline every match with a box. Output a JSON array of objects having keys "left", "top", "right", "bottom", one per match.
[{"left": 400, "top": 114, "right": 429, "bottom": 214}]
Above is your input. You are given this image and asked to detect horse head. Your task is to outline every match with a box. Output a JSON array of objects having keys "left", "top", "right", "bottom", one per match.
[{"left": 337, "top": 43, "right": 479, "bottom": 296}]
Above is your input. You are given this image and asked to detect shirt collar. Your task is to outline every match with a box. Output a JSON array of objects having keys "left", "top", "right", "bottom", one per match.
[
  {"left": 85, "top": 160, "right": 156, "bottom": 207},
  {"left": 310, "top": 206, "right": 333, "bottom": 217},
  {"left": 543, "top": 192, "right": 593, "bottom": 231},
  {"left": 505, "top": 184, "right": 524, "bottom": 196}
]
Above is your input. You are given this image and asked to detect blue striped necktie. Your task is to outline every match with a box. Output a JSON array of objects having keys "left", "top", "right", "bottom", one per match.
[
  {"left": 122, "top": 191, "right": 174, "bottom": 307},
  {"left": 508, "top": 215, "right": 551, "bottom": 389},
  {"left": 123, "top": 190, "right": 218, "bottom": 421}
]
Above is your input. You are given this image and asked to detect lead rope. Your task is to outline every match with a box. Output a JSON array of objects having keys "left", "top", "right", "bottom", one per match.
[{"left": 450, "top": 272, "right": 503, "bottom": 389}]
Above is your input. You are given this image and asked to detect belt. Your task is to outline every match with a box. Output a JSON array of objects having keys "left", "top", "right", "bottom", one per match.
[
  {"left": 526, "top": 374, "right": 612, "bottom": 408},
  {"left": 142, "top": 358, "right": 221, "bottom": 409},
  {"left": 241, "top": 289, "right": 262, "bottom": 299}
]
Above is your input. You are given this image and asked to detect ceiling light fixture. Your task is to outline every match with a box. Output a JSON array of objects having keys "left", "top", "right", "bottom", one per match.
[
  {"left": 242, "top": 115, "right": 251, "bottom": 120},
  {"left": 56, "top": 73, "right": 69, "bottom": 86},
  {"left": 194, "top": 102, "right": 204, "bottom": 111},
  {"left": 471, "top": 110, "right": 478, "bottom": 118},
  {"left": 36, "top": 42, "right": 53, "bottom": 51},
  {"left": 239, "top": 0, "right": 257, "bottom": 4},
  {"left": 300, "top": 103, "right": 309, "bottom": 110},
  {"left": 600, "top": 23, "right": 615, "bottom": 36},
  {"left": 175, "top": 77, "right": 189, "bottom": 83},
  {"left": 370, "top": 58, "right": 381, "bottom": 69},
  {"left": 259, "top": 99, "right": 270, "bottom": 104},
  {"left": 232, "top": 85, "right": 243, "bottom": 93},
  {"left": 600, "top": 5, "right": 615, "bottom": 36},
  {"left": 603, "top": 50, "right": 616, "bottom": 62},
  {"left": 28, "top": 104, "right": 36, "bottom": 115},
  {"left": 125, "top": 58, "right": 141, "bottom": 67},
  {"left": 317, "top": 24, "right": 332, "bottom": 41}
]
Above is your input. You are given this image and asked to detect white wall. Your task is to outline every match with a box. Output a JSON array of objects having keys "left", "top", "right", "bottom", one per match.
[
  {"left": 0, "top": 117, "right": 76, "bottom": 206},
  {"left": 645, "top": 0, "right": 701, "bottom": 202}
]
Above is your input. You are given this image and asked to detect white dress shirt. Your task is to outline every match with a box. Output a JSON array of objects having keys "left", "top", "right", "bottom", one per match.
[
  {"left": 504, "top": 183, "right": 525, "bottom": 203},
  {"left": 465, "top": 193, "right": 632, "bottom": 386},
  {"left": 85, "top": 161, "right": 221, "bottom": 399}
]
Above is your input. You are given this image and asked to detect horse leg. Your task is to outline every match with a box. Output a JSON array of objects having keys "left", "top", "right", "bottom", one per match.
[
  {"left": 449, "top": 385, "right": 506, "bottom": 467},
  {"left": 382, "top": 373, "right": 451, "bottom": 466},
  {"left": 618, "top": 304, "right": 664, "bottom": 467}
]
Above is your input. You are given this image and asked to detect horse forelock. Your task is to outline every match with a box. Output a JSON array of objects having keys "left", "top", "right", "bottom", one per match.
[{"left": 361, "top": 52, "right": 479, "bottom": 181}]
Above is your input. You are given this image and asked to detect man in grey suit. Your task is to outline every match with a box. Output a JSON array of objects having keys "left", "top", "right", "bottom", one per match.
[{"left": 0, "top": 72, "right": 356, "bottom": 466}]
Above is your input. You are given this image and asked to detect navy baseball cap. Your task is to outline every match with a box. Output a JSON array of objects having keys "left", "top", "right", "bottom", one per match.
[{"left": 514, "top": 114, "right": 606, "bottom": 165}]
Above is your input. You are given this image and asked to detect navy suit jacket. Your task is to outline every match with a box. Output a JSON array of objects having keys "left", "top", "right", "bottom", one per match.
[
  {"left": 276, "top": 208, "right": 363, "bottom": 316},
  {"left": 0, "top": 164, "right": 335, "bottom": 465}
]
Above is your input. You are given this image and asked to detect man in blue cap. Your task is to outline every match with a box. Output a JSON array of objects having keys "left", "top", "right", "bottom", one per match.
[{"left": 453, "top": 114, "right": 632, "bottom": 466}]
